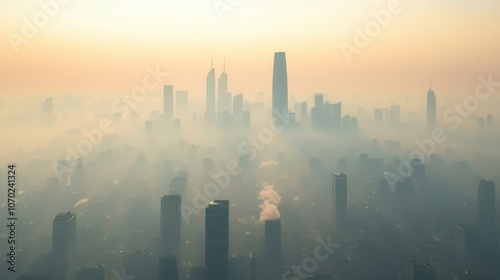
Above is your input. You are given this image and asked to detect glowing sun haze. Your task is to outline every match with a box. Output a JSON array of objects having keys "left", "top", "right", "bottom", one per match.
[{"left": 1, "top": 0, "right": 499, "bottom": 102}]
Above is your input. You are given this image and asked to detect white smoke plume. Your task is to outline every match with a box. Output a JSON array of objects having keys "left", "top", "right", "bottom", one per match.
[
  {"left": 257, "top": 159, "right": 279, "bottom": 171},
  {"left": 258, "top": 183, "right": 281, "bottom": 222},
  {"left": 74, "top": 198, "right": 89, "bottom": 208}
]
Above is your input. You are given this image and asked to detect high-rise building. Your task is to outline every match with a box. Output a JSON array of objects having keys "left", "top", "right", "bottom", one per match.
[
  {"left": 264, "top": 219, "right": 281, "bottom": 280},
  {"left": 272, "top": 52, "right": 288, "bottom": 124},
  {"left": 332, "top": 102, "right": 342, "bottom": 130},
  {"left": 233, "top": 93, "right": 243, "bottom": 126},
  {"left": 164, "top": 85, "right": 174, "bottom": 120},
  {"left": 249, "top": 253, "right": 256, "bottom": 280},
  {"left": 159, "top": 255, "right": 179, "bottom": 280},
  {"left": 218, "top": 60, "right": 231, "bottom": 114},
  {"left": 477, "top": 180, "right": 496, "bottom": 253},
  {"left": 205, "top": 59, "right": 216, "bottom": 126},
  {"left": 427, "top": 82, "right": 436, "bottom": 127},
  {"left": 77, "top": 265, "right": 105, "bottom": 280},
  {"left": 161, "top": 195, "right": 182, "bottom": 260},
  {"left": 324, "top": 101, "right": 332, "bottom": 128},
  {"left": 342, "top": 115, "right": 351, "bottom": 131},
  {"left": 205, "top": 200, "right": 229, "bottom": 280},
  {"left": 455, "top": 224, "right": 478, "bottom": 265},
  {"left": 300, "top": 101, "right": 308, "bottom": 125},
  {"left": 176, "top": 91, "right": 188, "bottom": 116},
  {"left": 410, "top": 158, "right": 425, "bottom": 189},
  {"left": 332, "top": 173, "right": 348, "bottom": 231},
  {"left": 52, "top": 211, "right": 77, "bottom": 280},
  {"left": 229, "top": 255, "right": 248, "bottom": 280},
  {"left": 350, "top": 117, "right": 358, "bottom": 132}
]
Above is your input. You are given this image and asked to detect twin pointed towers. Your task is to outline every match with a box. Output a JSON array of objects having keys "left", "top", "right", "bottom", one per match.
[
  {"left": 204, "top": 57, "right": 231, "bottom": 126},
  {"left": 204, "top": 52, "right": 290, "bottom": 127}
]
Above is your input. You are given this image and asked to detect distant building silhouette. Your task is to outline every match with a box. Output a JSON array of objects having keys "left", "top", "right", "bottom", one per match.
[
  {"left": 218, "top": 60, "right": 231, "bottom": 114},
  {"left": 272, "top": 52, "right": 288, "bottom": 124},
  {"left": 332, "top": 173, "right": 348, "bottom": 231},
  {"left": 164, "top": 85, "right": 174, "bottom": 120},
  {"left": 52, "top": 211, "right": 77, "bottom": 280},
  {"left": 233, "top": 93, "right": 243, "bottom": 127},
  {"left": 427, "top": 82, "right": 436, "bottom": 127},
  {"left": 205, "top": 200, "right": 229, "bottom": 280},
  {"left": 332, "top": 102, "right": 341, "bottom": 131},
  {"left": 161, "top": 195, "right": 182, "bottom": 260},
  {"left": 205, "top": 59, "right": 216, "bottom": 126}
]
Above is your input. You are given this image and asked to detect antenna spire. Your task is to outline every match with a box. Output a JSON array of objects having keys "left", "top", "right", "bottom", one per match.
[
  {"left": 223, "top": 57, "right": 226, "bottom": 72},
  {"left": 211, "top": 55, "right": 213, "bottom": 69}
]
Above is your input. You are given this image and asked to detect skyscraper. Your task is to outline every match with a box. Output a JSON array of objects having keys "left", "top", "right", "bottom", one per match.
[
  {"left": 272, "top": 52, "right": 288, "bottom": 124},
  {"left": 454, "top": 224, "right": 478, "bottom": 265},
  {"left": 332, "top": 173, "right": 348, "bottom": 231},
  {"left": 164, "top": 85, "right": 174, "bottom": 120},
  {"left": 205, "top": 200, "right": 229, "bottom": 280},
  {"left": 427, "top": 82, "right": 436, "bottom": 127},
  {"left": 264, "top": 219, "right": 281, "bottom": 280},
  {"left": 218, "top": 60, "right": 231, "bottom": 114},
  {"left": 233, "top": 93, "right": 243, "bottom": 126},
  {"left": 205, "top": 59, "right": 216, "bottom": 126},
  {"left": 159, "top": 255, "right": 179, "bottom": 280},
  {"left": 161, "top": 195, "right": 182, "bottom": 260},
  {"left": 52, "top": 211, "right": 77, "bottom": 280},
  {"left": 249, "top": 253, "right": 256, "bottom": 280},
  {"left": 476, "top": 180, "right": 496, "bottom": 254},
  {"left": 332, "top": 102, "right": 342, "bottom": 131}
]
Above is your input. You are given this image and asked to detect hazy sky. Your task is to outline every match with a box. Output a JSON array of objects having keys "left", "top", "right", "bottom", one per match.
[{"left": 1, "top": 0, "right": 499, "bottom": 103}]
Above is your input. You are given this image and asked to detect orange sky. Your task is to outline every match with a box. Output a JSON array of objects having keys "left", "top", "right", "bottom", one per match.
[{"left": 1, "top": 0, "right": 500, "bottom": 104}]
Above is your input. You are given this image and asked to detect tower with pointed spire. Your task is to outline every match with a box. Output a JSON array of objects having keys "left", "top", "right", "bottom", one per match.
[
  {"left": 218, "top": 58, "right": 231, "bottom": 115},
  {"left": 427, "top": 78, "right": 436, "bottom": 127},
  {"left": 205, "top": 57, "right": 216, "bottom": 126}
]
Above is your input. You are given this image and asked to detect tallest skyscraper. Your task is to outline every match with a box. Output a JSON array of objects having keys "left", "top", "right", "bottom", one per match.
[{"left": 272, "top": 52, "right": 288, "bottom": 124}]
